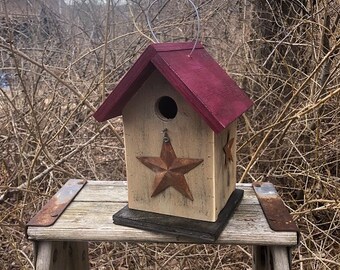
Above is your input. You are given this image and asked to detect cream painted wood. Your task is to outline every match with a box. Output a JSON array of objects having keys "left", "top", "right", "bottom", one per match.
[
  {"left": 123, "top": 70, "right": 238, "bottom": 221},
  {"left": 27, "top": 181, "right": 297, "bottom": 246},
  {"left": 214, "top": 121, "right": 237, "bottom": 214}
]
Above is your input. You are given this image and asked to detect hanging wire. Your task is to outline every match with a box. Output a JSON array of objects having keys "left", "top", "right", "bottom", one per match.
[{"left": 146, "top": 0, "right": 201, "bottom": 57}]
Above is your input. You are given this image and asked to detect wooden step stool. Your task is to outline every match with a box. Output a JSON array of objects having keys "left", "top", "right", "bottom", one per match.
[{"left": 26, "top": 180, "right": 298, "bottom": 270}]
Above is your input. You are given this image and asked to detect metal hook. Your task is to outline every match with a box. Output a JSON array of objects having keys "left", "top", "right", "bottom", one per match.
[
  {"left": 162, "top": 128, "right": 170, "bottom": 143},
  {"left": 146, "top": 0, "right": 200, "bottom": 57}
]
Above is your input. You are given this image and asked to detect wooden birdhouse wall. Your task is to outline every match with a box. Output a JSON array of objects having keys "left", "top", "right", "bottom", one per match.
[
  {"left": 214, "top": 121, "right": 237, "bottom": 214},
  {"left": 123, "top": 70, "right": 237, "bottom": 222}
]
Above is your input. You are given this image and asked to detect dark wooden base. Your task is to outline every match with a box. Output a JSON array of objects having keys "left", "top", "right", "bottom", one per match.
[{"left": 112, "top": 189, "right": 244, "bottom": 242}]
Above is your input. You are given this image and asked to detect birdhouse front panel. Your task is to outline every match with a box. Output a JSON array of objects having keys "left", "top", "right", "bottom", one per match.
[{"left": 123, "top": 70, "right": 236, "bottom": 222}]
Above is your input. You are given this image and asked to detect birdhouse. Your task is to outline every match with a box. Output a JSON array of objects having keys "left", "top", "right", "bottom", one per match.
[{"left": 94, "top": 42, "right": 252, "bottom": 223}]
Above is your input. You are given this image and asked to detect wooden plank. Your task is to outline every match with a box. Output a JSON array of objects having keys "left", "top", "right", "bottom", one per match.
[
  {"left": 112, "top": 189, "right": 243, "bottom": 242},
  {"left": 35, "top": 241, "right": 89, "bottom": 270},
  {"left": 75, "top": 181, "right": 257, "bottom": 205},
  {"left": 74, "top": 181, "right": 259, "bottom": 204},
  {"left": 83, "top": 180, "right": 127, "bottom": 186},
  {"left": 80, "top": 181, "right": 254, "bottom": 190},
  {"left": 35, "top": 241, "right": 54, "bottom": 270},
  {"left": 252, "top": 246, "right": 291, "bottom": 270},
  {"left": 74, "top": 181, "right": 127, "bottom": 202},
  {"left": 271, "top": 246, "right": 291, "bottom": 270},
  {"left": 28, "top": 203, "right": 296, "bottom": 246},
  {"left": 252, "top": 246, "right": 270, "bottom": 270},
  {"left": 37, "top": 203, "right": 266, "bottom": 229},
  {"left": 27, "top": 181, "right": 297, "bottom": 245}
]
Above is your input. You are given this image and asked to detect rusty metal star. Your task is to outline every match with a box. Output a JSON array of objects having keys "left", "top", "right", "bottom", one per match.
[
  {"left": 137, "top": 140, "right": 203, "bottom": 201},
  {"left": 223, "top": 137, "right": 234, "bottom": 165}
]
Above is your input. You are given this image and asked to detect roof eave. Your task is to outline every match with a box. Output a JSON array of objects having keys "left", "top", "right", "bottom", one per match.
[
  {"left": 93, "top": 42, "right": 253, "bottom": 133},
  {"left": 151, "top": 52, "right": 228, "bottom": 133},
  {"left": 93, "top": 45, "right": 157, "bottom": 122}
]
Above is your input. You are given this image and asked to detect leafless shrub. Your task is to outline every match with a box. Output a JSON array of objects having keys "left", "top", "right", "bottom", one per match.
[{"left": 0, "top": 0, "right": 339, "bottom": 269}]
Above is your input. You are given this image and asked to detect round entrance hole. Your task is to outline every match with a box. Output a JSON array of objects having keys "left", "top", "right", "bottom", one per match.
[{"left": 155, "top": 96, "right": 178, "bottom": 120}]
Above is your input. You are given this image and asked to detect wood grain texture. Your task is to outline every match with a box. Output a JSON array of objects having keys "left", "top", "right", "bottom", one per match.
[
  {"left": 214, "top": 121, "right": 237, "bottom": 214},
  {"left": 112, "top": 189, "right": 243, "bottom": 242},
  {"left": 252, "top": 245, "right": 291, "bottom": 270},
  {"left": 152, "top": 48, "right": 252, "bottom": 133},
  {"left": 35, "top": 241, "right": 89, "bottom": 270},
  {"left": 27, "top": 181, "right": 298, "bottom": 246},
  {"left": 93, "top": 45, "right": 157, "bottom": 122},
  {"left": 271, "top": 246, "right": 291, "bottom": 270},
  {"left": 123, "top": 70, "right": 235, "bottom": 221},
  {"left": 93, "top": 42, "right": 253, "bottom": 133}
]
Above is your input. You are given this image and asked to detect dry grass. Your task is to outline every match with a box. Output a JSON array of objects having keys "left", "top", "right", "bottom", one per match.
[{"left": 0, "top": 0, "right": 339, "bottom": 269}]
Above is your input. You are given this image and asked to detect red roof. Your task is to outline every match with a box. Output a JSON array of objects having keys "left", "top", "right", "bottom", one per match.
[{"left": 93, "top": 42, "right": 253, "bottom": 133}]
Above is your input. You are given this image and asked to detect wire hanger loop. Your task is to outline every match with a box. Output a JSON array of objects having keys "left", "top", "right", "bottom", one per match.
[{"left": 146, "top": 0, "right": 200, "bottom": 56}]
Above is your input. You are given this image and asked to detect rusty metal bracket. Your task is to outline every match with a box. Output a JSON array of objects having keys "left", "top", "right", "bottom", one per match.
[
  {"left": 253, "top": 182, "right": 299, "bottom": 233},
  {"left": 26, "top": 179, "right": 87, "bottom": 229}
]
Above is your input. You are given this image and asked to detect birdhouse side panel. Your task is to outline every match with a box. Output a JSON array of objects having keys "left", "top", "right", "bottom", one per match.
[
  {"left": 122, "top": 70, "right": 218, "bottom": 221},
  {"left": 214, "top": 120, "right": 237, "bottom": 215}
]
